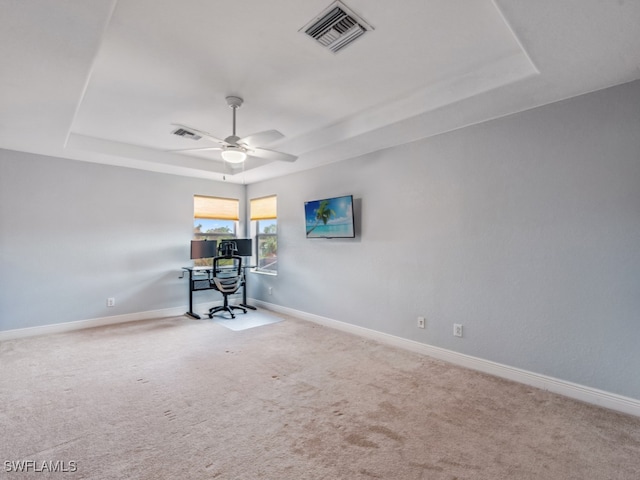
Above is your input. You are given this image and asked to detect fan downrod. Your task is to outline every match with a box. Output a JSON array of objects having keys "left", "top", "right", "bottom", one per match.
[{"left": 225, "top": 96, "right": 243, "bottom": 138}]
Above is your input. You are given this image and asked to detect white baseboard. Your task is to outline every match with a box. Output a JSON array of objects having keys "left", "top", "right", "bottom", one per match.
[
  {"left": 0, "top": 300, "right": 222, "bottom": 341},
  {"left": 254, "top": 300, "right": 640, "bottom": 418}
]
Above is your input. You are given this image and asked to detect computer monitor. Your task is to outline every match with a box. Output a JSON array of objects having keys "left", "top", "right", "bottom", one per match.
[
  {"left": 218, "top": 238, "right": 252, "bottom": 257},
  {"left": 190, "top": 240, "right": 217, "bottom": 259}
]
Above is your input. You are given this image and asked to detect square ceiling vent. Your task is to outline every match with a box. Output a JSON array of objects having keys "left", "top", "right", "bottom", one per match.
[
  {"left": 172, "top": 127, "right": 201, "bottom": 141},
  {"left": 300, "top": 1, "right": 374, "bottom": 53}
]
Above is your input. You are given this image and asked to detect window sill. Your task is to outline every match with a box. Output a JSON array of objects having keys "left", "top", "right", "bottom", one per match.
[{"left": 250, "top": 269, "right": 277, "bottom": 276}]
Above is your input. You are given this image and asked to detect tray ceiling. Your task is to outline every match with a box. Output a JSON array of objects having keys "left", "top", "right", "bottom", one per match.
[{"left": 1, "top": 0, "right": 639, "bottom": 184}]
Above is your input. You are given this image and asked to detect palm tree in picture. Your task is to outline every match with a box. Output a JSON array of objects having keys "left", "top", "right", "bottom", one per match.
[{"left": 306, "top": 200, "right": 336, "bottom": 235}]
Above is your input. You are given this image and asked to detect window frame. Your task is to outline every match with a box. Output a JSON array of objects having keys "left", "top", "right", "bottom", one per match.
[
  {"left": 193, "top": 195, "right": 240, "bottom": 266},
  {"left": 250, "top": 195, "right": 278, "bottom": 274}
]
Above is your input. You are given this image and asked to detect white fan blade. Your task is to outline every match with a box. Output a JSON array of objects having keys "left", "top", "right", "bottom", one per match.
[
  {"left": 238, "top": 130, "right": 284, "bottom": 147},
  {"left": 249, "top": 147, "right": 297, "bottom": 163},
  {"left": 171, "top": 123, "right": 229, "bottom": 145},
  {"left": 167, "top": 146, "right": 222, "bottom": 153}
]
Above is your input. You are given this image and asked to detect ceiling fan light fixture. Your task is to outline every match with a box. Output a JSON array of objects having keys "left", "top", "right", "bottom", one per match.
[
  {"left": 171, "top": 94, "right": 296, "bottom": 169},
  {"left": 221, "top": 148, "right": 247, "bottom": 164}
]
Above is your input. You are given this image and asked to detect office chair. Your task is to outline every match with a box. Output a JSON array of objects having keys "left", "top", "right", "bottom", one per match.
[{"left": 208, "top": 242, "right": 247, "bottom": 319}]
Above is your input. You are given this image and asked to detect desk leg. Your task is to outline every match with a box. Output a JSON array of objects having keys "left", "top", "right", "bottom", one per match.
[
  {"left": 185, "top": 272, "right": 202, "bottom": 319},
  {"left": 240, "top": 270, "right": 257, "bottom": 310}
]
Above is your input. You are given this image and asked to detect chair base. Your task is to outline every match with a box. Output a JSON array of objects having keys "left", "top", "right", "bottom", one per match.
[{"left": 208, "top": 304, "right": 247, "bottom": 319}]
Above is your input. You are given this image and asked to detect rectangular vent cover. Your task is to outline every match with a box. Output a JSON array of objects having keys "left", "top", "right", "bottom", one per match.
[
  {"left": 300, "top": 1, "right": 373, "bottom": 53},
  {"left": 172, "top": 128, "right": 201, "bottom": 140}
]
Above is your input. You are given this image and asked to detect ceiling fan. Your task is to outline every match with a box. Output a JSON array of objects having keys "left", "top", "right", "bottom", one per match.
[{"left": 170, "top": 96, "right": 297, "bottom": 166}]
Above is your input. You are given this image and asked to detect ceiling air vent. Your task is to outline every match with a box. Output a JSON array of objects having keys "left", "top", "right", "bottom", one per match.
[
  {"left": 172, "top": 127, "right": 201, "bottom": 141},
  {"left": 300, "top": 1, "right": 373, "bottom": 53}
]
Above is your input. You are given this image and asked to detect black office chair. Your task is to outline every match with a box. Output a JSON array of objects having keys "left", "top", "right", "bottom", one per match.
[{"left": 208, "top": 242, "right": 247, "bottom": 319}]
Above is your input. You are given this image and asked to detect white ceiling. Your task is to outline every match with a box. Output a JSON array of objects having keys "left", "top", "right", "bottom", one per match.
[{"left": 1, "top": 0, "right": 639, "bottom": 184}]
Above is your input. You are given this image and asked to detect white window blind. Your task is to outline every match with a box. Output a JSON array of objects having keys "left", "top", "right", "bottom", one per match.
[
  {"left": 194, "top": 195, "right": 239, "bottom": 221},
  {"left": 250, "top": 195, "right": 277, "bottom": 220}
]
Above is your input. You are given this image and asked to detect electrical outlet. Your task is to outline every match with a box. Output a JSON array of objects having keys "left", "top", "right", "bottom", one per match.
[
  {"left": 453, "top": 324, "right": 463, "bottom": 337},
  {"left": 268, "top": 287, "right": 272, "bottom": 295},
  {"left": 107, "top": 297, "right": 115, "bottom": 307},
  {"left": 417, "top": 316, "right": 425, "bottom": 329}
]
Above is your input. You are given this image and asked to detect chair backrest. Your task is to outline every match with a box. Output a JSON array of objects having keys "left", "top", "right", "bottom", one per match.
[
  {"left": 212, "top": 254, "right": 242, "bottom": 278},
  {"left": 211, "top": 253, "right": 243, "bottom": 294}
]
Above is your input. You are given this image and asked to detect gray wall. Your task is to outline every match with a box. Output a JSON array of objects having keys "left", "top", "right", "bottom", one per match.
[
  {"left": 2, "top": 80, "right": 638, "bottom": 401},
  {"left": 0, "top": 151, "right": 244, "bottom": 331},
  {"left": 247, "top": 80, "right": 640, "bottom": 400}
]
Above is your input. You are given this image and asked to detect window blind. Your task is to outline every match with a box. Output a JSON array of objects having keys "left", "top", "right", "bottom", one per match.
[
  {"left": 250, "top": 195, "right": 277, "bottom": 220},
  {"left": 194, "top": 195, "right": 239, "bottom": 220}
]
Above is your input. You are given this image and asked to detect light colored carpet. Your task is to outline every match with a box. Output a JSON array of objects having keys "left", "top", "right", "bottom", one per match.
[{"left": 1, "top": 312, "right": 639, "bottom": 479}]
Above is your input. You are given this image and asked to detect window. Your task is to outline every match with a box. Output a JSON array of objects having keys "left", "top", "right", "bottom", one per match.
[
  {"left": 251, "top": 195, "right": 277, "bottom": 273},
  {"left": 193, "top": 195, "right": 239, "bottom": 266}
]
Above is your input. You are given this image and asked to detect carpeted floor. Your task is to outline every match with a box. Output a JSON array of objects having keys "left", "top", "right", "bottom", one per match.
[{"left": 1, "top": 311, "right": 639, "bottom": 479}]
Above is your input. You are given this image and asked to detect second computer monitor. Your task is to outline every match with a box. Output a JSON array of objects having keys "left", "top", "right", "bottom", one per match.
[
  {"left": 190, "top": 240, "right": 217, "bottom": 259},
  {"left": 219, "top": 238, "right": 252, "bottom": 257}
]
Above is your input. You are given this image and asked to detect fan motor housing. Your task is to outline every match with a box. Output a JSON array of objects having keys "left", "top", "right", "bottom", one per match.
[{"left": 226, "top": 96, "right": 243, "bottom": 109}]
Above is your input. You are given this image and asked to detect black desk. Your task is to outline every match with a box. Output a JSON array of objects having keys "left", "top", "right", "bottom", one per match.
[
  {"left": 239, "top": 266, "right": 257, "bottom": 311},
  {"left": 182, "top": 266, "right": 256, "bottom": 319},
  {"left": 182, "top": 267, "right": 213, "bottom": 319}
]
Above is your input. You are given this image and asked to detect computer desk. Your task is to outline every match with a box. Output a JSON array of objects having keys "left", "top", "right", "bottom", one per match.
[{"left": 181, "top": 265, "right": 256, "bottom": 319}]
